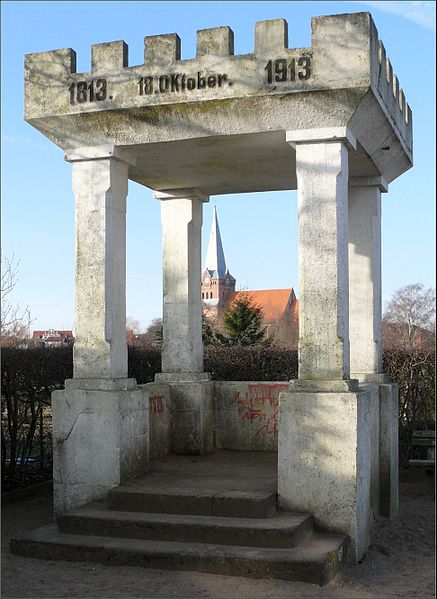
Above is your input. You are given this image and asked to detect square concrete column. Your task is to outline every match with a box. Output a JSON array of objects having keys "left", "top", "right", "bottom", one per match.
[
  {"left": 155, "top": 188, "right": 209, "bottom": 376},
  {"left": 52, "top": 147, "right": 150, "bottom": 515},
  {"left": 154, "top": 188, "right": 213, "bottom": 455},
  {"left": 349, "top": 176, "right": 388, "bottom": 380},
  {"left": 349, "top": 176, "right": 399, "bottom": 519},
  {"left": 280, "top": 129, "right": 375, "bottom": 562},
  {"left": 286, "top": 128, "right": 357, "bottom": 387},
  {"left": 66, "top": 146, "right": 131, "bottom": 381}
]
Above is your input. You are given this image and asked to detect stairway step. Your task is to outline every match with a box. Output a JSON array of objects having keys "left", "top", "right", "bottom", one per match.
[
  {"left": 57, "top": 504, "right": 313, "bottom": 548},
  {"left": 11, "top": 524, "right": 349, "bottom": 585},
  {"left": 107, "top": 486, "right": 277, "bottom": 518}
]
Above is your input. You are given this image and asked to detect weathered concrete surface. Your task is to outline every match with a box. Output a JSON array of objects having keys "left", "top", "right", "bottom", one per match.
[
  {"left": 157, "top": 188, "right": 208, "bottom": 375},
  {"left": 57, "top": 504, "right": 313, "bottom": 548},
  {"left": 214, "top": 381, "right": 290, "bottom": 451},
  {"left": 349, "top": 177, "right": 387, "bottom": 378},
  {"left": 379, "top": 383, "right": 399, "bottom": 518},
  {"left": 288, "top": 131, "right": 353, "bottom": 381},
  {"left": 11, "top": 525, "right": 347, "bottom": 585},
  {"left": 359, "top": 383, "right": 381, "bottom": 518},
  {"left": 69, "top": 152, "right": 129, "bottom": 379},
  {"left": 167, "top": 381, "right": 214, "bottom": 455},
  {"left": 278, "top": 390, "right": 372, "bottom": 562},
  {"left": 139, "top": 383, "right": 171, "bottom": 460},
  {"left": 24, "top": 14, "right": 412, "bottom": 191},
  {"left": 52, "top": 387, "right": 149, "bottom": 514},
  {"left": 10, "top": 451, "right": 348, "bottom": 585}
]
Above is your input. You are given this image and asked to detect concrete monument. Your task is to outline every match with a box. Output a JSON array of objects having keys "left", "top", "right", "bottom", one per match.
[{"left": 21, "top": 12, "right": 410, "bottom": 564}]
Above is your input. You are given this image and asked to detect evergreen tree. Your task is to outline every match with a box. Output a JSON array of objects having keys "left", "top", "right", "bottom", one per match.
[
  {"left": 202, "top": 313, "right": 219, "bottom": 346},
  {"left": 222, "top": 294, "right": 267, "bottom": 346}
]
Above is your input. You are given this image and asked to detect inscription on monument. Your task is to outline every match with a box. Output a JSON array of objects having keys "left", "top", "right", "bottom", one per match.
[
  {"left": 265, "top": 57, "right": 311, "bottom": 83},
  {"left": 69, "top": 79, "right": 107, "bottom": 104},
  {"left": 138, "top": 71, "right": 230, "bottom": 95},
  {"left": 67, "top": 56, "right": 312, "bottom": 105}
]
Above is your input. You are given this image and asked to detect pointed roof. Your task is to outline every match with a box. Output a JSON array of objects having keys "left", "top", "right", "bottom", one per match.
[{"left": 205, "top": 207, "right": 227, "bottom": 279}]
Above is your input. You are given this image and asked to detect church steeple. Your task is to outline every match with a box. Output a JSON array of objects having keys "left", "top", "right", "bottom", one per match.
[
  {"left": 201, "top": 207, "right": 236, "bottom": 308},
  {"left": 205, "top": 206, "right": 226, "bottom": 278}
]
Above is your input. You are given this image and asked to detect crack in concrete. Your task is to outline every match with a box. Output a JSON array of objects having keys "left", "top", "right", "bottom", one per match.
[{"left": 57, "top": 409, "right": 94, "bottom": 445}]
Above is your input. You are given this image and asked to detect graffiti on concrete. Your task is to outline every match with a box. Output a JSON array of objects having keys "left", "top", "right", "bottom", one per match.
[
  {"left": 149, "top": 395, "right": 165, "bottom": 414},
  {"left": 233, "top": 384, "right": 289, "bottom": 436}
]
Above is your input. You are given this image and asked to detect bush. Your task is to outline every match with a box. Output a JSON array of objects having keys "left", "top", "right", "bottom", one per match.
[
  {"left": 383, "top": 349, "right": 435, "bottom": 463},
  {"left": 205, "top": 346, "right": 297, "bottom": 380},
  {"left": 1, "top": 347, "right": 72, "bottom": 491},
  {"left": 1, "top": 346, "right": 434, "bottom": 490}
]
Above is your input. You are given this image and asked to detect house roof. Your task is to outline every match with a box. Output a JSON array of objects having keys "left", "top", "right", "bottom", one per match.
[{"left": 227, "top": 289, "right": 297, "bottom": 323}]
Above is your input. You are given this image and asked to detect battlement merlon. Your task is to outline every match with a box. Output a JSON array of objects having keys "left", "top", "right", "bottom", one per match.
[{"left": 24, "top": 13, "right": 412, "bottom": 181}]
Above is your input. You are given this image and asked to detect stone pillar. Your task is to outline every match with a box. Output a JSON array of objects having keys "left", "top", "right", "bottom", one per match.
[
  {"left": 279, "top": 128, "right": 374, "bottom": 562},
  {"left": 349, "top": 176, "right": 399, "bottom": 519},
  {"left": 52, "top": 147, "right": 149, "bottom": 515},
  {"left": 349, "top": 176, "right": 387, "bottom": 380},
  {"left": 286, "top": 127, "right": 357, "bottom": 389},
  {"left": 67, "top": 146, "right": 130, "bottom": 382},
  {"left": 154, "top": 188, "right": 213, "bottom": 455},
  {"left": 155, "top": 188, "right": 208, "bottom": 376}
]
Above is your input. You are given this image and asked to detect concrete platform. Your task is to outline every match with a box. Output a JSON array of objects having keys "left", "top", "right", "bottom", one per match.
[
  {"left": 108, "top": 450, "right": 278, "bottom": 518},
  {"left": 10, "top": 451, "right": 349, "bottom": 585}
]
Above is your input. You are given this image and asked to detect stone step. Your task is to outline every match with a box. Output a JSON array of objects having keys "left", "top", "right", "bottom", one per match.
[
  {"left": 10, "top": 524, "right": 349, "bottom": 585},
  {"left": 57, "top": 503, "right": 313, "bottom": 548},
  {"left": 107, "top": 485, "right": 277, "bottom": 518}
]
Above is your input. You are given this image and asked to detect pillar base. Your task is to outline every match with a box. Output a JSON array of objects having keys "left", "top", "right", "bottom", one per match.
[
  {"left": 52, "top": 385, "right": 149, "bottom": 514},
  {"left": 160, "top": 375, "right": 214, "bottom": 455},
  {"left": 155, "top": 372, "right": 211, "bottom": 383},
  {"left": 278, "top": 389, "right": 373, "bottom": 562},
  {"left": 64, "top": 378, "right": 137, "bottom": 391},
  {"left": 351, "top": 373, "right": 391, "bottom": 384},
  {"left": 289, "top": 378, "right": 359, "bottom": 393},
  {"left": 379, "top": 383, "right": 399, "bottom": 518}
]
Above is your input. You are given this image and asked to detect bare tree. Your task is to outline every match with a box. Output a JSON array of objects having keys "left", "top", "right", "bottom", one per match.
[
  {"left": 1, "top": 253, "right": 32, "bottom": 347},
  {"left": 126, "top": 316, "right": 142, "bottom": 346},
  {"left": 383, "top": 283, "right": 435, "bottom": 350}
]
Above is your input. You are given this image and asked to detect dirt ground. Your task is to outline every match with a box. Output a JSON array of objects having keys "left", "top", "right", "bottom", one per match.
[{"left": 1, "top": 468, "right": 435, "bottom": 599}]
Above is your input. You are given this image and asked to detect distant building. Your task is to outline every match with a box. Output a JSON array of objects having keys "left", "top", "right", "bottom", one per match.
[
  {"left": 32, "top": 329, "right": 75, "bottom": 348},
  {"left": 201, "top": 208, "right": 299, "bottom": 347},
  {"left": 382, "top": 321, "right": 435, "bottom": 350}
]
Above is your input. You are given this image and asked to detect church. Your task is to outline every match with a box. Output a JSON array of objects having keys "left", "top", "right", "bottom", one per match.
[{"left": 201, "top": 208, "right": 299, "bottom": 347}]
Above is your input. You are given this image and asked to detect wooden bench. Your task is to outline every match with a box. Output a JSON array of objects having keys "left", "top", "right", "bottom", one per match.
[{"left": 408, "top": 430, "right": 435, "bottom": 474}]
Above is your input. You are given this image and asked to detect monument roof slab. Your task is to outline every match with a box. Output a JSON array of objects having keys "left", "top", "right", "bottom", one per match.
[{"left": 24, "top": 12, "right": 413, "bottom": 193}]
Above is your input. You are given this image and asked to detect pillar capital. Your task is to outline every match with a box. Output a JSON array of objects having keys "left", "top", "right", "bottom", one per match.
[
  {"left": 349, "top": 176, "right": 388, "bottom": 192},
  {"left": 286, "top": 126, "right": 357, "bottom": 151},
  {"left": 154, "top": 188, "right": 209, "bottom": 203},
  {"left": 65, "top": 145, "right": 136, "bottom": 166}
]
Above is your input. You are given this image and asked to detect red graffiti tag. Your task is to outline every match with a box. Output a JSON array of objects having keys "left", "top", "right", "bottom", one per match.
[
  {"left": 149, "top": 395, "right": 164, "bottom": 413},
  {"left": 233, "top": 384, "right": 289, "bottom": 436}
]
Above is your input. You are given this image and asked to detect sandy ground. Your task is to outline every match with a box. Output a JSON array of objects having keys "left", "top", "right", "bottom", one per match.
[{"left": 1, "top": 469, "right": 435, "bottom": 599}]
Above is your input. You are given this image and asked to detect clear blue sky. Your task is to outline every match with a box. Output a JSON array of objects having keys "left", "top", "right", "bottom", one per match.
[{"left": 1, "top": 1, "right": 435, "bottom": 332}]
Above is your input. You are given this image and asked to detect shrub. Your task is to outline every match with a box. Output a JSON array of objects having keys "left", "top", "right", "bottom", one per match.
[
  {"left": 1, "top": 346, "right": 434, "bottom": 490},
  {"left": 383, "top": 349, "right": 435, "bottom": 462}
]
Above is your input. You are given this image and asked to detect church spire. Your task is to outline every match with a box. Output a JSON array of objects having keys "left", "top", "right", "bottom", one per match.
[{"left": 205, "top": 207, "right": 226, "bottom": 278}]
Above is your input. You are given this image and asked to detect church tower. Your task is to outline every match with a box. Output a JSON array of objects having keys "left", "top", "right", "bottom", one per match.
[{"left": 201, "top": 207, "right": 236, "bottom": 313}]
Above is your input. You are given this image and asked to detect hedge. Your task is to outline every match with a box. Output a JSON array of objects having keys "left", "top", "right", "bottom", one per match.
[{"left": 1, "top": 346, "right": 434, "bottom": 491}]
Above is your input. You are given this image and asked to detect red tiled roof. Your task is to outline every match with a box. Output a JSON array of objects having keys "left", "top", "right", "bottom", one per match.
[
  {"left": 32, "top": 330, "right": 74, "bottom": 340},
  {"left": 227, "top": 289, "right": 296, "bottom": 323}
]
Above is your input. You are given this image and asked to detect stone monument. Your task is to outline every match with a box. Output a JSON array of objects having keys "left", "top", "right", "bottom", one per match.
[{"left": 22, "top": 12, "right": 411, "bottom": 562}]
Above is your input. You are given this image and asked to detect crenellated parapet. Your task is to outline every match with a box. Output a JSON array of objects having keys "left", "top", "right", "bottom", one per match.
[
  {"left": 24, "top": 12, "right": 412, "bottom": 184},
  {"left": 373, "top": 39, "right": 412, "bottom": 151},
  {"left": 25, "top": 19, "right": 313, "bottom": 119}
]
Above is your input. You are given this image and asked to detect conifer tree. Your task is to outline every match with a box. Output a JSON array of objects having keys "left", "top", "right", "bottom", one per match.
[{"left": 221, "top": 294, "right": 267, "bottom": 346}]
